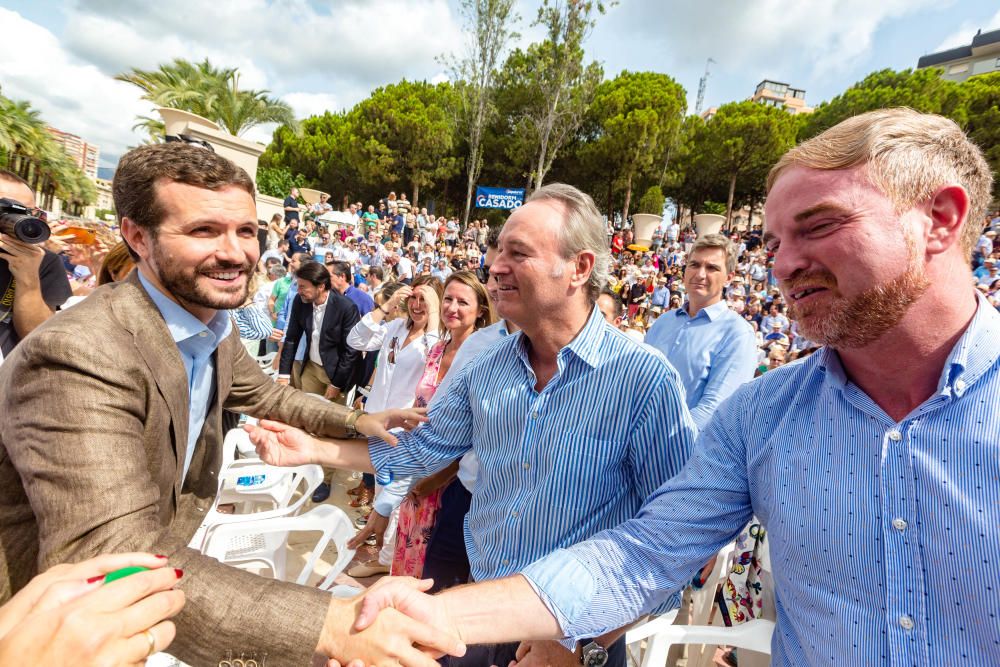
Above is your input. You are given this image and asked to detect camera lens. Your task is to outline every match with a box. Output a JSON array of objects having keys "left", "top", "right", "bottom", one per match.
[{"left": 0, "top": 214, "right": 51, "bottom": 244}]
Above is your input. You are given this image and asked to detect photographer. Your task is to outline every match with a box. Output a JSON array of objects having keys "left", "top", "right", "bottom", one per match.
[{"left": 0, "top": 170, "right": 71, "bottom": 359}]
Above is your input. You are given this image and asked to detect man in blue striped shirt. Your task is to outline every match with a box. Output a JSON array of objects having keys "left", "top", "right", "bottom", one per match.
[
  {"left": 351, "top": 109, "right": 1000, "bottom": 667},
  {"left": 247, "top": 184, "right": 696, "bottom": 666}
]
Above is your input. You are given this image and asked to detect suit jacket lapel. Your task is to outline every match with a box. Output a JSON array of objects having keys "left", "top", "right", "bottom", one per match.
[{"left": 112, "top": 273, "right": 190, "bottom": 504}]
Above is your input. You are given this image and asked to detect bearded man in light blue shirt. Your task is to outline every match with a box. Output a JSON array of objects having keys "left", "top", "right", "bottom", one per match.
[{"left": 351, "top": 109, "right": 1000, "bottom": 667}]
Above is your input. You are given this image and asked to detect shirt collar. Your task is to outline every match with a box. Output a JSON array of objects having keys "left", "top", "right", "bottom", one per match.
[
  {"left": 935, "top": 291, "right": 1000, "bottom": 395},
  {"left": 816, "top": 291, "right": 1000, "bottom": 396},
  {"left": 138, "top": 270, "right": 231, "bottom": 346},
  {"left": 678, "top": 299, "right": 728, "bottom": 322},
  {"left": 513, "top": 305, "right": 607, "bottom": 372}
]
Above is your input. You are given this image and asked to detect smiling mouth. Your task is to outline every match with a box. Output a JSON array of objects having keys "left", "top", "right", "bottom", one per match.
[{"left": 790, "top": 287, "right": 828, "bottom": 301}]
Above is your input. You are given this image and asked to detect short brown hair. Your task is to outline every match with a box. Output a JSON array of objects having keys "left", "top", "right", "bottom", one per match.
[
  {"left": 690, "top": 233, "right": 737, "bottom": 274},
  {"left": 768, "top": 108, "right": 993, "bottom": 255},
  {"left": 113, "top": 143, "right": 255, "bottom": 235}
]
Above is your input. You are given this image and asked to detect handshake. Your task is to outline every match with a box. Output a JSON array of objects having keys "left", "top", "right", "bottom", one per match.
[{"left": 323, "top": 576, "right": 465, "bottom": 667}]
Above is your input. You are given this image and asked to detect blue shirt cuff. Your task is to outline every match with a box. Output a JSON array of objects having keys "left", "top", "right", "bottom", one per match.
[
  {"left": 520, "top": 549, "right": 599, "bottom": 638},
  {"left": 368, "top": 435, "right": 395, "bottom": 485}
]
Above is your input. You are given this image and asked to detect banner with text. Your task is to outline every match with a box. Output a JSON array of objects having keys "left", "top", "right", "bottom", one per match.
[{"left": 475, "top": 186, "right": 525, "bottom": 210}]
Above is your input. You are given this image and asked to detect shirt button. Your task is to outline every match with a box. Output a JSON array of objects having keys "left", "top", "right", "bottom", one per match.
[
  {"left": 899, "top": 615, "right": 914, "bottom": 631},
  {"left": 955, "top": 379, "right": 966, "bottom": 392},
  {"left": 198, "top": 332, "right": 208, "bottom": 338},
  {"left": 531, "top": 411, "right": 539, "bottom": 419},
  {"left": 892, "top": 517, "right": 908, "bottom": 532},
  {"left": 522, "top": 462, "right": 530, "bottom": 470},
  {"left": 888, "top": 430, "right": 902, "bottom": 441},
  {"left": 512, "top": 510, "right": 519, "bottom": 518},
  {"left": 502, "top": 559, "right": 510, "bottom": 566}
]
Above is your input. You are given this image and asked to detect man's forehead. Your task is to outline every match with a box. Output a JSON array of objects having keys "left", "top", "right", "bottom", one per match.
[{"left": 0, "top": 178, "right": 35, "bottom": 207}]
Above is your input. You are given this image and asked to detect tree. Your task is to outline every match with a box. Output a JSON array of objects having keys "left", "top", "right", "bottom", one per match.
[
  {"left": 260, "top": 111, "right": 365, "bottom": 205},
  {"left": 256, "top": 165, "right": 306, "bottom": 200},
  {"left": 116, "top": 58, "right": 296, "bottom": 139},
  {"left": 445, "top": 0, "right": 519, "bottom": 225},
  {"left": 799, "top": 68, "right": 964, "bottom": 140},
  {"left": 515, "top": 0, "right": 607, "bottom": 191},
  {"left": 347, "top": 80, "right": 460, "bottom": 206},
  {"left": 637, "top": 185, "right": 665, "bottom": 215},
  {"left": 960, "top": 72, "right": 1000, "bottom": 200},
  {"left": 0, "top": 89, "right": 94, "bottom": 211},
  {"left": 578, "top": 71, "right": 686, "bottom": 222},
  {"left": 701, "top": 102, "right": 799, "bottom": 226}
]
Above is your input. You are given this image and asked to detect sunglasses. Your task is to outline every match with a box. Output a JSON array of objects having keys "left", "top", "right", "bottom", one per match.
[
  {"left": 164, "top": 134, "right": 215, "bottom": 152},
  {"left": 388, "top": 336, "right": 399, "bottom": 364}
]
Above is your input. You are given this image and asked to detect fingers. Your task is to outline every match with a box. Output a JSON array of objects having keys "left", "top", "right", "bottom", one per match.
[
  {"left": 346, "top": 524, "right": 374, "bottom": 550},
  {"left": 257, "top": 419, "right": 292, "bottom": 432},
  {"left": 122, "top": 619, "right": 176, "bottom": 663},
  {"left": 515, "top": 641, "right": 531, "bottom": 661},
  {"left": 116, "top": 587, "right": 185, "bottom": 637},
  {"left": 80, "top": 567, "right": 183, "bottom": 615},
  {"left": 402, "top": 616, "right": 466, "bottom": 659},
  {"left": 376, "top": 426, "right": 399, "bottom": 447}
]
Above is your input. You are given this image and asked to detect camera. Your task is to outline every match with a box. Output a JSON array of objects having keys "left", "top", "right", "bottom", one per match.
[{"left": 0, "top": 198, "right": 50, "bottom": 244}]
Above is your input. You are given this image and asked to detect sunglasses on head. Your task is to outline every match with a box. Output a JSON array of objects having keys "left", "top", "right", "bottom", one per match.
[{"left": 164, "top": 134, "right": 215, "bottom": 152}]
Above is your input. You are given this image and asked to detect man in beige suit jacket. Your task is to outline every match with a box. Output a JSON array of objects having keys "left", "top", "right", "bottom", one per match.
[{"left": 0, "top": 144, "right": 460, "bottom": 667}]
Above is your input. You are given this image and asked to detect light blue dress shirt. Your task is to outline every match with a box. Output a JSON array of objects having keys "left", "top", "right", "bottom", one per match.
[
  {"left": 369, "top": 306, "right": 695, "bottom": 593},
  {"left": 522, "top": 294, "right": 1000, "bottom": 666},
  {"left": 138, "top": 272, "right": 230, "bottom": 483},
  {"left": 644, "top": 300, "right": 757, "bottom": 429}
]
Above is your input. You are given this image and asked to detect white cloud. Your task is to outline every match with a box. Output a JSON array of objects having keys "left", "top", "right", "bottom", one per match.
[
  {"left": 602, "top": 0, "right": 939, "bottom": 79},
  {"left": 933, "top": 9, "right": 1000, "bottom": 52},
  {"left": 0, "top": 7, "right": 151, "bottom": 165},
  {"left": 64, "top": 0, "right": 463, "bottom": 89},
  {"left": 283, "top": 92, "right": 343, "bottom": 118}
]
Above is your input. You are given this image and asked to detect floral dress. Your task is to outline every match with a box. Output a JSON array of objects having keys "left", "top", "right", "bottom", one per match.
[{"left": 391, "top": 339, "right": 448, "bottom": 576}]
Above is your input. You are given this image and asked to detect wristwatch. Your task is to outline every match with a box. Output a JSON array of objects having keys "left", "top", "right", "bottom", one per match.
[
  {"left": 344, "top": 408, "right": 366, "bottom": 438},
  {"left": 580, "top": 641, "right": 608, "bottom": 667}
]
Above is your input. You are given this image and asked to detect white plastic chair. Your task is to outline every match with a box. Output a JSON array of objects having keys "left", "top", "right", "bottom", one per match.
[
  {"left": 202, "top": 504, "right": 357, "bottom": 586},
  {"left": 626, "top": 615, "right": 774, "bottom": 667},
  {"left": 187, "top": 459, "right": 324, "bottom": 551},
  {"left": 626, "top": 539, "right": 774, "bottom": 667}
]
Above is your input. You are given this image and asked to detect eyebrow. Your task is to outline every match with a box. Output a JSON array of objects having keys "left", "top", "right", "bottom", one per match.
[{"left": 763, "top": 202, "right": 852, "bottom": 246}]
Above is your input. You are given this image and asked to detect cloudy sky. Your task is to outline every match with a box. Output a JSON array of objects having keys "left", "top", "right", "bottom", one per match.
[{"left": 2, "top": 0, "right": 999, "bottom": 169}]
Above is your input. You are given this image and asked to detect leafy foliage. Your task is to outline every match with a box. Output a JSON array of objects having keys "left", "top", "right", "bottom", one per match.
[{"left": 116, "top": 58, "right": 296, "bottom": 139}]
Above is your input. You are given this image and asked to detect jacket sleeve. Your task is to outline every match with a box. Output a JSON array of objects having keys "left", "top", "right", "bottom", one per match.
[
  {"left": 0, "top": 328, "right": 335, "bottom": 667},
  {"left": 278, "top": 296, "right": 306, "bottom": 374},
  {"left": 325, "top": 300, "right": 361, "bottom": 390}
]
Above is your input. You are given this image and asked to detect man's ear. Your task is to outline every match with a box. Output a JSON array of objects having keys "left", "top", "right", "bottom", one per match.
[
  {"left": 572, "top": 250, "right": 596, "bottom": 289},
  {"left": 120, "top": 218, "right": 152, "bottom": 264},
  {"left": 925, "top": 184, "right": 970, "bottom": 256}
]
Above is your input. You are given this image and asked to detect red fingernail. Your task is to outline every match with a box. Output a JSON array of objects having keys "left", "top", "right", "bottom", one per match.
[
  {"left": 86, "top": 575, "right": 104, "bottom": 584},
  {"left": 174, "top": 568, "right": 184, "bottom": 578},
  {"left": 155, "top": 554, "right": 168, "bottom": 559}
]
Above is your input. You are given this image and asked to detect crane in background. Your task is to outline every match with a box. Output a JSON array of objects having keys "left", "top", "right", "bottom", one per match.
[{"left": 694, "top": 57, "right": 715, "bottom": 117}]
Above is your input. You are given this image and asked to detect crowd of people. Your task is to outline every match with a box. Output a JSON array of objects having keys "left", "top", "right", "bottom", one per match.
[{"left": 0, "top": 106, "right": 997, "bottom": 667}]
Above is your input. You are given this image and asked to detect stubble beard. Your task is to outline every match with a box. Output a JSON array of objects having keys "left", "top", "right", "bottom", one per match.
[
  {"left": 151, "top": 240, "right": 253, "bottom": 313},
  {"left": 786, "top": 260, "right": 930, "bottom": 350}
]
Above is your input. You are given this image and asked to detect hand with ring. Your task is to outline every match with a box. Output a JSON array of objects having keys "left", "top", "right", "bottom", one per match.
[{"left": 0, "top": 552, "right": 185, "bottom": 665}]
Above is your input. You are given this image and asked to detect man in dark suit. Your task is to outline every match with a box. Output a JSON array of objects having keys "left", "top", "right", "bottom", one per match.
[
  {"left": 278, "top": 261, "right": 362, "bottom": 402},
  {"left": 0, "top": 143, "right": 459, "bottom": 666}
]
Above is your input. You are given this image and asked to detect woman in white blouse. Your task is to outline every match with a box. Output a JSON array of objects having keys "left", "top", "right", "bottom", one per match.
[{"left": 343, "top": 275, "right": 443, "bottom": 576}]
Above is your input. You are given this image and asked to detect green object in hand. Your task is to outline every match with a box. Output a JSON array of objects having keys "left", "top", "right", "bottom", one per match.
[{"left": 103, "top": 566, "right": 149, "bottom": 584}]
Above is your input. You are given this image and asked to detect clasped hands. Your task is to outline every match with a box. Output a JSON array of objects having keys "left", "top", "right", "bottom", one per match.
[{"left": 328, "top": 581, "right": 573, "bottom": 667}]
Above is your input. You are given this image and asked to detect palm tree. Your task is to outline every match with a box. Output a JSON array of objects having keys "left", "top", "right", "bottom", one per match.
[
  {"left": 116, "top": 58, "right": 297, "bottom": 138},
  {"left": 0, "top": 90, "right": 95, "bottom": 210}
]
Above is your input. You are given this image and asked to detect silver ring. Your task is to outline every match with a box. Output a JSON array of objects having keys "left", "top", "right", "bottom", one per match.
[{"left": 144, "top": 629, "right": 157, "bottom": 658}]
